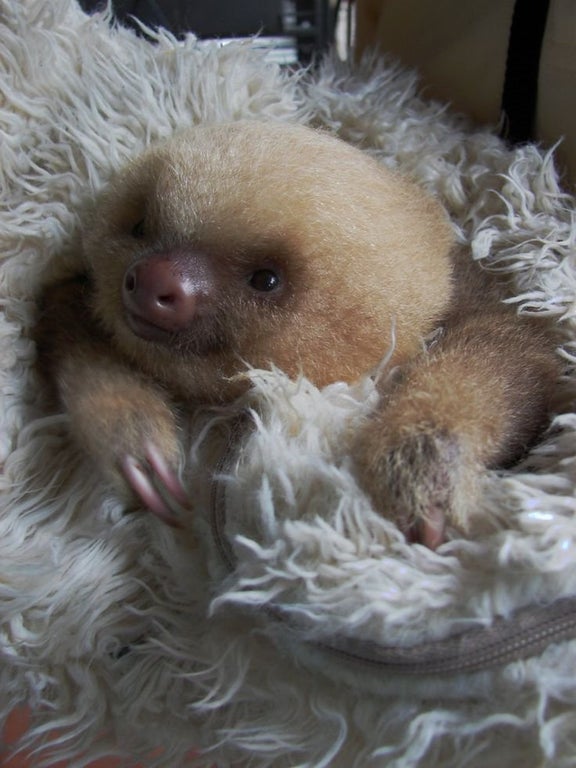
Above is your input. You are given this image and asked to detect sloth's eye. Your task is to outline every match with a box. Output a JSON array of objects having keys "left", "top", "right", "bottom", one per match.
[
  {"left": 248, "top": 269, "right": 281, "bottom": 293},
  {"left": 131, "top": 219, "right": 145, "bottom": 239}
]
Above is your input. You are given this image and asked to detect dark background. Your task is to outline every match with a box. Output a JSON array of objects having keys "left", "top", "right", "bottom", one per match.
[{"left": 78, "top": 0, "right": 339, "bottom": 64}]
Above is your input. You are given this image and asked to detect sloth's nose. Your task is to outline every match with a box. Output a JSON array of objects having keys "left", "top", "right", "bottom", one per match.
[{"left": 122, "top": 250, "right": 214, "bottom": 338}]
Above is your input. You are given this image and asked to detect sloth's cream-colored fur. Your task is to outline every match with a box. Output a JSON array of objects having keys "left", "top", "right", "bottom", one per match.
[{"left": 2, "top": 1, "right": 576, "bottom": 767}]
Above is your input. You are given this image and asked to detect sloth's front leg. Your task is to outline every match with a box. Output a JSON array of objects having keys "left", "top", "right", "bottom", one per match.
[{"left": 353, "top": 312, "right": 559, "bottom": 548}]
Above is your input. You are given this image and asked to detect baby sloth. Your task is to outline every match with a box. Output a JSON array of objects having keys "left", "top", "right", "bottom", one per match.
[{"left": 36, "top": 121, "right": 559, "bottom": 548}]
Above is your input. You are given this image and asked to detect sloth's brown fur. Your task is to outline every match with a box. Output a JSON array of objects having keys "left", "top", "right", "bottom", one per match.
[{"left": 36, "top": 121, "right": 559, "bottom": 546}]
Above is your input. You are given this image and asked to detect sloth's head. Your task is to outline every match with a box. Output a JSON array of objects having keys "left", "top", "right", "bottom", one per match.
[{"left": 84, "top": 121, "right": 454, "bottom": 400}]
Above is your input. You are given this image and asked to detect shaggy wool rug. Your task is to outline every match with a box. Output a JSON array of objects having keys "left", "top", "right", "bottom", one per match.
[{"left": 2, "top": 1, "right": 576, "bottom": 766}]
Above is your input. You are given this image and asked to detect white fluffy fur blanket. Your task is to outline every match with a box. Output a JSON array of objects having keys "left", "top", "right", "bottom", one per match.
[{"left": 2, "top": 2, "right": 576, "bottom": 766}]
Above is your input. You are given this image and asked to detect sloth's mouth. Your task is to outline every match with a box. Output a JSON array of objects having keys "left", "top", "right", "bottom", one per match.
[
  {"left": 123, "top": 310, "right": 231, "bottom": 357},
  {"left": 124, "top": 310, "right": 176, "bottom": 344}
]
